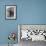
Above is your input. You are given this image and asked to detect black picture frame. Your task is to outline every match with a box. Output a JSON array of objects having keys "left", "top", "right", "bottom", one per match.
[{"left": 5, "top": 5, "right": 16, "bottom": 20}]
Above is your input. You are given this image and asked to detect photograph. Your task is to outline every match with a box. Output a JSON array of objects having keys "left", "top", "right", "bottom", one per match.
[{"left": 5, "top": 5, "right": 16, "bottom": 20}]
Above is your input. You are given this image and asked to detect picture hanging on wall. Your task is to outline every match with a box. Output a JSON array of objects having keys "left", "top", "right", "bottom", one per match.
[{"left": 5, "top": 5, "right": 16, "bottom": 20}]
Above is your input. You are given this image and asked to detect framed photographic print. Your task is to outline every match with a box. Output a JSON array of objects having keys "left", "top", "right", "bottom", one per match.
[{"left": 5, "top": 5, "right": 16, "bottom": 20}]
